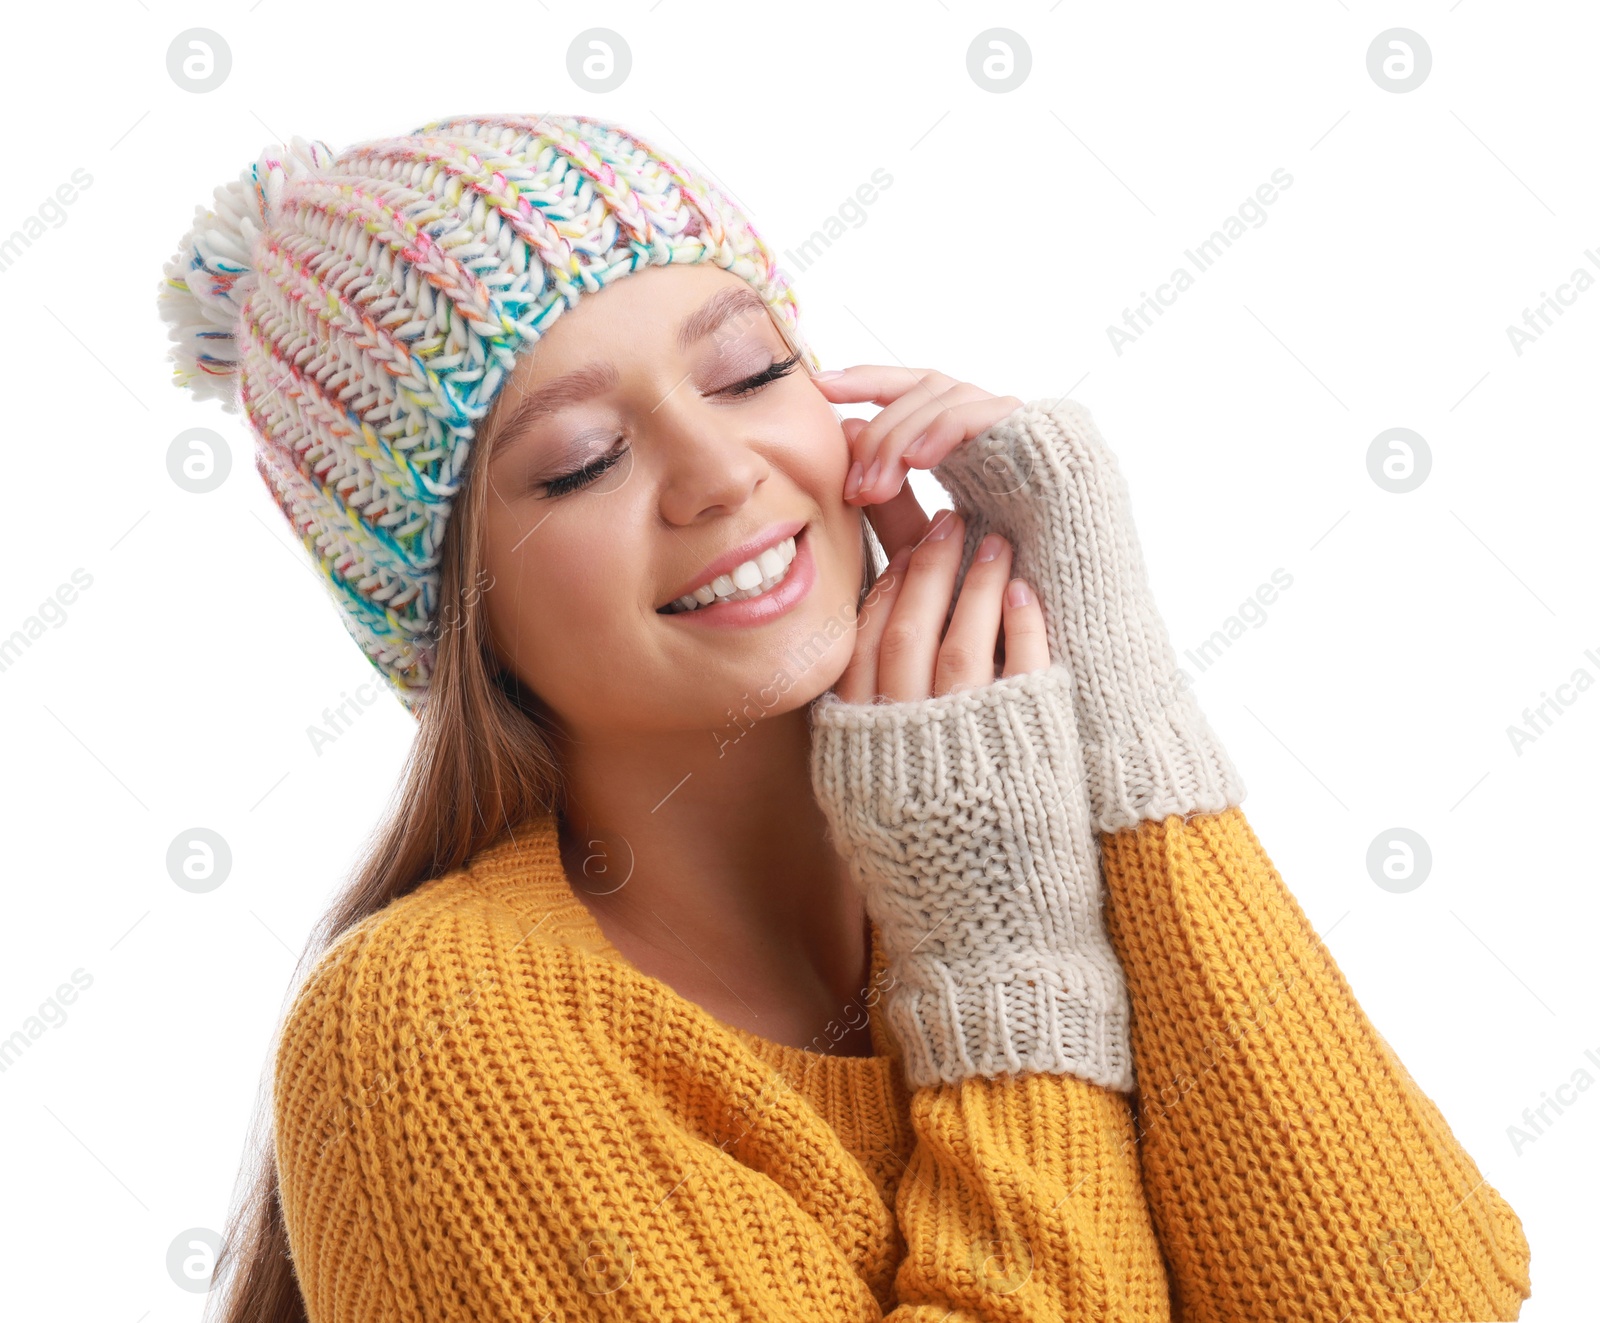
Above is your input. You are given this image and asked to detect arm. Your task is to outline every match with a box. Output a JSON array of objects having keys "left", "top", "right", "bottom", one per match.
[
  {"left": 1099, "top": 806, "right": 1532, "bottom": 1322},
  {"left": 931, "top": 399, "right": 1532, "bottom": 1320},
  {"left": 276, "top": 907, "right": 909, "bottom": 1322},
  {"left": 889, "top": 1069, "right": 1172, "bottom": 1318},
  {"left": 809, "top": 665, "right": 1174, "bottom": 1318}
]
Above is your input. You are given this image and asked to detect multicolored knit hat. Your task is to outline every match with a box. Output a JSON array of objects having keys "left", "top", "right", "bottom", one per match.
[{"left": 156, "top": 112, "right": 816, "bottom": 717}]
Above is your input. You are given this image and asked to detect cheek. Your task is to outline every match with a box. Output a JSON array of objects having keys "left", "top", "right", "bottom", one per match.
[
  {"left": 774, "top": 391, "right": 851, "bottom": 492},
  {"left": 786, "top": 406, "right": 859, "bottom": 537},
  {"left": 757, "top": 402, "right": 863, "bottom": 583},
  {"left": 479, "top": 496, "right": 646, "bottom": 695}
]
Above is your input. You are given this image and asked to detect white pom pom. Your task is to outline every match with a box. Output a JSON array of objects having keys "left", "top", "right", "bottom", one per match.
[{"left": 155, "top": 135, "right": 336, "bottom": 414}]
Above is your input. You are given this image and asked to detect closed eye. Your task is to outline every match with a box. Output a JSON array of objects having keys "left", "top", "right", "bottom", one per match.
[
  {"left": 537, "top": 354, "right": 802, "bottom": 498},
  {"left": 540, "top": 439, "right": 628, "bottom": 499},
  {"left": 717, "top": 352, "right": 801, "bottom": 397}
]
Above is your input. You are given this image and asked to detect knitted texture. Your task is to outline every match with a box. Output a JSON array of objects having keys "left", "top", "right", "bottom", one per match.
[
  {"left": 932, "top": 399, "right": 1246, "bottom": 833},
  {"left": 808, "top": 663, "right": 1133, "bottom": 1091},
  {"left": 1099, "top": 810, "right": 1531, "bottom": 1321},
  {"left": 155, "top": 114, "right": 814, "bottom": 715},
  {"left": 272, "top": 805, "right": 1531, "bottom": 1320}
]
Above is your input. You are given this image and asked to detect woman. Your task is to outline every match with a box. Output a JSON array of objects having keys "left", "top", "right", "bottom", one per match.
[{"left": 158, "top": 113, "right": 1531, "bottom": 1321}]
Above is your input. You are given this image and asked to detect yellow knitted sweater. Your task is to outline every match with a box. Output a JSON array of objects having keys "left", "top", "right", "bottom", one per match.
[
  {"left": 275, "top": 399, "right": 1530, "bottom": 1319},
  {"left": 273, "top": 803, "right": 1531, "bottom": 1320}
]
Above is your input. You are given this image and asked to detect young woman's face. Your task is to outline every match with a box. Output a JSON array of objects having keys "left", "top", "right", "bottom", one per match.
[{"left": 478, "top": 263, "right": 866, "bottom": 739}]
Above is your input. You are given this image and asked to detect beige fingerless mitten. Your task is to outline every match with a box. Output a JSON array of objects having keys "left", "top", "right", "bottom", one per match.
[
  {"left": 809, "top": 663, "right": 1134, "bottom": 1092},
  {"left": 933, "top": 399, "right": 1246, "bottom": 834}
]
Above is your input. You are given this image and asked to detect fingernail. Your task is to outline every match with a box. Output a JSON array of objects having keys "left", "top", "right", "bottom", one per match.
[
  {"left": 1006, "top": 579, "right": 1033, "bottom": 607},
  {"left": 844, "top": 460, "right": 864, "bottom": 499},
  {"left": 901, "top": 431, "right": 928, "bottom": 461},
  {"left": 975, "top": 533, "right": 1004, "bottom": 562},
  {"left": 861, "top": 455, "right": 882, "bottom": 492},
  {"left": 927, "top": 511, "right": 958, "bottom": 541},
  {"left": 813, "top": 369, "right": 845, "bottom": 381}
]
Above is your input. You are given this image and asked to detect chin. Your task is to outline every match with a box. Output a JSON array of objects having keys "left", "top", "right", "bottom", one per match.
[
  {"left": 703, "top": 604, "right": 859, "bottom": 739},
  {"left": 697, "top": 646, "right": 849, "bottom": 756}
]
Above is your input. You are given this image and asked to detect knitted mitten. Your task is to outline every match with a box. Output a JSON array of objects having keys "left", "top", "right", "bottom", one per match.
[
  {"left": 931, "top": 399, "right": 1246, "bottom": 834},
  {"left": 808, "top": 663, "right": 1135, "bottom": 1092}
]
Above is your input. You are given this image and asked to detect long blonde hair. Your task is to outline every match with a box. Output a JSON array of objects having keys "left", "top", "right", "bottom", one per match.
[{"left": 203, "top": 364, "right": 877, "bottom": 1321}]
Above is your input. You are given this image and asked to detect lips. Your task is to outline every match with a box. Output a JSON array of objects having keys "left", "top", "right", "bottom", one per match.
[
  {"left": 658, "top": 523, "right": 817, "bottom": 629},
  {"left": 654, "top": 517, "right": 808, "bottom": 613}
]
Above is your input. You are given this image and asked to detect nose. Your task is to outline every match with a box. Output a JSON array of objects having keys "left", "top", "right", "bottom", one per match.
[{"left": 651, "top": 394, "right": 771, "bottom": 527}]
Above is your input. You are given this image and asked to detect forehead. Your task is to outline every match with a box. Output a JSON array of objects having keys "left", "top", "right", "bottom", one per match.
[
  {"left": 482, "top": 266, "right": 791, "bottom": 455},
  {"left": 531, "top": 263, "right": 770, "bottom": 363}
]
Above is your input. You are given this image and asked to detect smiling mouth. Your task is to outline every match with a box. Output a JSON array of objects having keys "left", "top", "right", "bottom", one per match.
[{"left": 657, "top": 531, "right": 802, "bottom": 615}]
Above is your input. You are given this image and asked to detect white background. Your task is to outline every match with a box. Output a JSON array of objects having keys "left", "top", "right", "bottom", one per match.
[{"left": 1, "top": 1, "right": 1594, "bottom": 1318}]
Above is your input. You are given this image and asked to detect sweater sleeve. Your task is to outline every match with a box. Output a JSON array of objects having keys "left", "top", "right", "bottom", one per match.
[
  {"left": 920, "top": 398, "right": 1532, "bottom": 1319},
  {"left": 1097, "top": 806, "right": 1532, "bottom": 1322},
  {"left": 809, "top": 663, "right": 1177, "bottom": 1317},
  {"left": 884, "top": 1070, "right": 1174, "bottom": 1318}
]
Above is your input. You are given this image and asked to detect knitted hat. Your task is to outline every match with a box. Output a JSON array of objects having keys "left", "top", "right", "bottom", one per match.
[{"left": 156, "top": 112, "right": 816, "bottom": 717}]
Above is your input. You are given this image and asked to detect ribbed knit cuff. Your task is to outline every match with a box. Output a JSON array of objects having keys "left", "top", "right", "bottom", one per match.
[
  {"left": 809, "top": 664, "right": 1135, "bottom": 1092},
  {"left": 933, "top": 397, "right": 1247, "bottom": 834}
]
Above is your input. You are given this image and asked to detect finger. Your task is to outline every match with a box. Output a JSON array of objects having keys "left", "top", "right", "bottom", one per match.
[
  {"left": 847, "top": 382, "right": 984, "bottom": 505},
  {"left": 833, "top": 544, "right": 913, "bottom": 705},
  {"left": 810, "top": 364, "right": 949, "bottom": 407},
  {"left": 898, "top": 395, "right": 1024, "bottom": 473},
  {"left": 932, "top": 533, "right": 1013, "bottom": 696},
  {"left": 852, "top": 385, "right": 1005, "bottom": 506},
  {"left": 876, "top": 510, "right": 964, "bottom": 703},
  {"left": 875, "top": 395, "right": 1026, "bottom": 508},
  {"left": 999, "top": 578, "right": 1051, "bottom": 677},
  {"left": 863, "top": 480, "right": 930, "bottom": 563},
  {"left": 839, "top": 416, "right": 868, "bottom": 500},
  {"left": 842, "top": 373, "right": 959, "bottom": 500}
]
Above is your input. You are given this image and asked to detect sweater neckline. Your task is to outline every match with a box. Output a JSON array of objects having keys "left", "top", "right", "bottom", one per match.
[{"left": 461, "top": 806, "right": 907, "bottom": 1087}]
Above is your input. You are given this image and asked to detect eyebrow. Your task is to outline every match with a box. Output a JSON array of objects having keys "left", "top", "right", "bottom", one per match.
[
  {"left": 674, "top": 284, "right": 768, "bottom": 352},
  {"left": 486, "top": 285, "right": 774, "bottom": 462},
  {"left": 487, "top": 362, "right": 620, "bottom": 463}
]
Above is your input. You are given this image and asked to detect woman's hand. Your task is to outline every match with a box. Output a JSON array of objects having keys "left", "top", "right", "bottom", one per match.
[
  {"left": 810, "top": 364, "right": 1041, "bottom": 704},
  {"left": 812, "top": 365, "right": 1024, "bottom": 509},
  {"left": 830, "top": 508, "right": 1051, "bottom": 705}
]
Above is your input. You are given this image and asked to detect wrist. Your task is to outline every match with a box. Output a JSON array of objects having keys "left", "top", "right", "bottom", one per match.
[
  {"left": 933, "top": 396, "right": 1247, "bottom": 831},
  {"left": 809, "top": 663, "right": 1136, "bottom": 1091},
  {"left": 882, "top": 947, "right": 1135, "bottom": 1091}
]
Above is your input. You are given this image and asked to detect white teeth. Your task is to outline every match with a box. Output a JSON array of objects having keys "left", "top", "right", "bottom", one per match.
[{"left": 664, "top": 534, "right": 800, "bottom": 614}]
